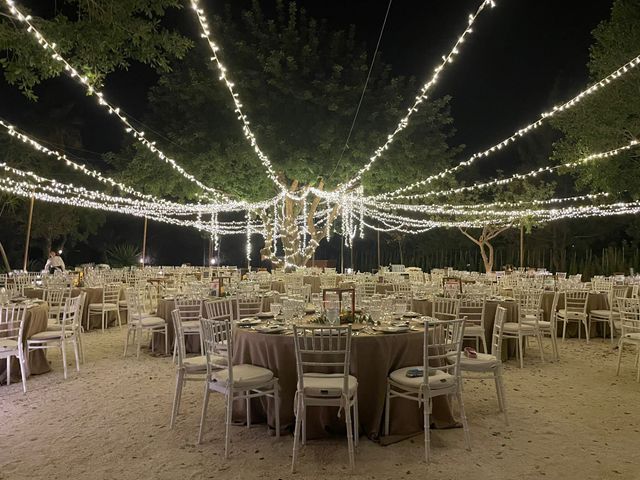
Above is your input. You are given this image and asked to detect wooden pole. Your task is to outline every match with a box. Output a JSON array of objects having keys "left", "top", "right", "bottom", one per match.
[
  {"left": 351, "top": 239, "right": 354, "bottom": 272},
  {"left": 23, "top": 195, "right": 35, "bottom": 271},
  {"left": 377, "top": 230, "right": 381, "bottom": 270},
  {"left": 519, "top": 224, "right": 524, "bottom": 268},
  {"left": 142, "top": 216, "right": 148, "bottom": 267},
  {"left": 340, "top": 235, "right": 344, "bottom": 274}
]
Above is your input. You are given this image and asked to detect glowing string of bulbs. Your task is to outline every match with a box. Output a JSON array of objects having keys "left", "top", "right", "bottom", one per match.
[
  {"left": 3, "top": 0, "right": 229, "bottom": 199},
  {"left": 374, "top": 53, "right": 640, "bottom": 199},
  {"left": 336, "top": 0, "right": 496, "bottom": 193},
  {"left": 189, "top": 0, "right": 286, "bottom": 194}
]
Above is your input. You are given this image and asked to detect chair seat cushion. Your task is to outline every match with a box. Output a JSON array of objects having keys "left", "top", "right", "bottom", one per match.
[
  {"left": 502, "top": 322, "right": 536, "bottom": 333},
  {"left": 212, "top": 364, "right": 274, "bottom": 388},
  {"left": 28, "top": 330, "right": 72, "bottom": 341},
  {"left": 623, "top": 332, "right": 640, "bottom": 341},
  {"left": 0, "top": 338, "right": 18, "bottom": 351},
  {"left": 456, "top": 353, "right": 498, "bottom": 372},
  {"left": 302, "top": 373, "right": 358, "bottom": 397},
  {"left": 464, "top": 325, "right": 485, "bottom": 336},
  {"left": 138, "top": 316, "right": 166, "bottom": 328},
  {"left": 118, "top": 300, "right": 128, "bottom": 307},
  {"left": 522, "top": 319, "right": 551, "bottom": 328},
  {"left": 557, "top": 309, "right": 586, "bottom": 319},
  {"left": 589, "top": 309, "right": 619, "bottom": 318},
  {"left": 389, "top": 366, "right": 455, "bottom": 390},
  {"left": 183, "top": 353, "right": 227, "bottom": 371},
  {"left": 89, "top": 303, "right": 117, "bottom": 310},
  {"left": 181, "top": 320, "right": 201, "bottom": 331},
  {"left": 182, "top": 355, "right": 208, "bottom": 373}
]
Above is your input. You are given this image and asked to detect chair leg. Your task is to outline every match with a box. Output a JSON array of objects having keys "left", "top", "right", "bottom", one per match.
[
  {"left": 197, "top": 383, "right": 210, "bottom": 443},
  {"left": 19, "top": 354, "right": 27, "bottom": 394},
  {"left": 584, "top": 318, "right": 590, "bottom": 342},
  {"left": 353, "top": 393, "right": 359, "bottom": 448},
  {"left": 536, "top": 333, "right": 545, "bottom": 363},
  {"left": 344, "top": 396, "right": 355, "bottom": 471},
  {"left": 457, "top": 390, "right": 471, "bottom": 451},
  {"left": 291, "top": 395, "right": 303, "bottom": 473},
  {"left": 424, "top": 398, "right": 430, "bottom": 463},
  {"left": 170, "top": 369, "right": 184, "bottom": 428},
  {"left": 481, "top": 334, "right": 489, "bottom": 354},
  {"left": 61, "top": 343, "right": 68, "bottom": 380},
  {"left": 246, "top": 393, "right": 252, "bottom": 429},
  {"left": 616, "top": 340, "right": 623, "bottom": 376},
  {"left": 550, "top": 330, "right": 559, "bottom": 361},
  {"left": 518, "top": 335, "right": 524, "bottom": 369},
  {"left": 562, "top": 318, "right": 567, "bottom": 341},
  {"left": 384, "top": 382, "right": 391, "bottom": 436},
  {"left": 273, "top": 381, "right": 280, "bottom": 439},
  {"left": 136, "top": 328, "right": 142, "bottom": 359},
  {"left": 6, "top": 357, "right": 10, "bottom": 386},
  {"left": 116, "top": 309, "right": 122, "bottom": 329},
  {"left": 224, "top": 391, "right": 233, "bottom": 458},
  {"left": 73, "top": 338, "right": 80, "bottom": 372},
  {"left": 164, "top": 326, "right": 168, "bottom": 356},
  {"left": 495, "top": 370, "right": 509, "bottom": 425}
]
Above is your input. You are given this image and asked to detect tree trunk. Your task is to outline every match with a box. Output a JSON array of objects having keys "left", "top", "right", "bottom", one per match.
[{"left": 0, "top": 241, "right": 10, "bottom": 272}]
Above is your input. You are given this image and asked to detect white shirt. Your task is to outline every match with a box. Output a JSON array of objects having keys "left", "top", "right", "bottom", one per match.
[{"left": 45, "top": 255, "right": 66, "bottom": 271}]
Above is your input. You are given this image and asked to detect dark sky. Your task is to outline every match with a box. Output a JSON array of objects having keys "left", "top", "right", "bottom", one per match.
[{"left": 0, "top": 0, "right": 616, "bottom": 265}]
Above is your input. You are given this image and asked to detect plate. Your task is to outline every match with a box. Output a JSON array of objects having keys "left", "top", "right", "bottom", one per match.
[
  {"left": 236, "top": 318, "right": 261, "bottom": 327},
  {"left": 403, "top": 311, "right": 420, "bottom": 318},
  {"left": 257, "top": 312, "right": 275, "bottom": 318},
  {"left": 373, "top": 326, "right": 410, "bottom": 334},
  {"left": 254, "top": 325, "right": 287, "bottom": 334}
]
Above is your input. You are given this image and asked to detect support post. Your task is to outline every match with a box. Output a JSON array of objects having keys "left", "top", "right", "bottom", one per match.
[
  {"left": 142, "top": 216, "right": 148, "bottom": 267},
  {"left": 377, "top": 230, "right": 381, "bottom": 270},
  {"left": 340, "top": 235, "right": 344, "bottom": 274},
  {"left": 519, "top": 224, "right": 524, "bottom": 268},
  {"left": 23, "top": 195, "right": 34, "bottom": 271}
]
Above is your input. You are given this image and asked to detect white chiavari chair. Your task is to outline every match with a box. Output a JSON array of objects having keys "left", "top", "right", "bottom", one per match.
[{"left": 0, "top": 303, "right": 28, "bottom": 393}]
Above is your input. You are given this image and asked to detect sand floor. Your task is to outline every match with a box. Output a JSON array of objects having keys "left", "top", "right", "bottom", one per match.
[{"left": 1, "top": 329, "right": 639, "bottom": 480}]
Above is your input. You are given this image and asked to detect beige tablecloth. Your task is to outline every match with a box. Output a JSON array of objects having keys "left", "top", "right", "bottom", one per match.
[
  {"left": 155, "top": 296, "right": 275, "bottom": 355},
  {"left": 232, "top": 328, "right": 457, "bottom": 441},
  {"left": 24, "top": 287, "right": 125, "bottom": 330},
  {"left": 0, "top": 302, "right": 51, "bottom": 384}
]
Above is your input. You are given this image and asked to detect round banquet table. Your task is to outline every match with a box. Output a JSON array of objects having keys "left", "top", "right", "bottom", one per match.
[
  {"left": 0, "top": 302, "right": 51, "bottom": 385},
  {"left": 154, "top": 295, "right": 276, "bottom": 355},
  {"left": 232, "top": 326, "right": 458, "bottom": 442}
]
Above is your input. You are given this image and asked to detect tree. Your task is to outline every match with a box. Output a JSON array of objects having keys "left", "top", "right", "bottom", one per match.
[
  {"left": 455, "top": 179, "right": 556, "bottom": 272},
  {"left": 551, "top": 0, "right": 640, "bottom": 197},
  {"left": 0, "top": 0, "right": 191, "bottom": 100},
  {"left": 110, "top": 0, "right": 460, "bottom": 266}
]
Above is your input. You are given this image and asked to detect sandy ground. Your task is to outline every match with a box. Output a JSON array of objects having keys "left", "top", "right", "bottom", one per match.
[{"left": 1, "top": 329, "right": 639, "bottom": 480}]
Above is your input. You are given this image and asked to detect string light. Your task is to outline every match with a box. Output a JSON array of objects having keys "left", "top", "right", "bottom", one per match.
[
  {"left": 376, "top": 140, "right": 639, "bottom": 200},
  {"left": 337, "top": 0, "right": 496, "bottom": 193},
  {"left": 189, "top": 0, "right": 287, "bottom": 194},
  {"left": 374, "top": 53, "right": 640, "bottom": 199},
  {"left": 3, "top": 0, "right": 229, "bottom": 199}
]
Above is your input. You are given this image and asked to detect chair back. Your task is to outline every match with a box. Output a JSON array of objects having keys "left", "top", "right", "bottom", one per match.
[
  {"left": 423, "top": 318, "right": 465, "bottom": 389},
  {"left": 458, "top": 295, "right": 486, "bottom": 330},
  {"left": 610, "top": 285, "right": 628, "bottom": 309},
  {"left": 0, "top": 303, "right": 28, "bottom": 349},
  {"left": 59, "top": 295, "right": 83, "bottom": 334},
  {"left": 200, "top": 318, "right": 232, "bottom": 380},
  {"left": 618, "top": 297, "right": 640, "bottom": 339},
  {"left": 175, "top": 297, "right": 203, "bottom": 321},
  {"left": 491, "top": 306, "right": 507, "bottom": 358},
  {"left": 204, "top": 298, "right": 234, "bottom": 320},
  {"left": 103, "top": 283, "right": 121, "bottom": 304},
  {"left": 171, "top": 309, "right": 187, "bottom": 368},
  {"left": 432, "top": 297, "right": 460, "bottom": 320},
  {"left": 514, "top": 289, "right": 543, "bottom": 324},
  {"left": 292, "top": 325, "right": 352, "bottom": 398},
  {"left": 235, "top": 295, "right": 262, "bottom": 319},
  {"left": 563, "top": 290, "right": 589, "bottom": 314}
]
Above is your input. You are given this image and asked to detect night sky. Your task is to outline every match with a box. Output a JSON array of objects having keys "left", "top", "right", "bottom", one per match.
[{"left": 0, "top": 0, "right": 615, "bottom": 266}]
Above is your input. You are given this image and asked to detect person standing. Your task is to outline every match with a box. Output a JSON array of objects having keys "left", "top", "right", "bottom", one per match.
[{"left": 44, "top": 250, "right": 65, "bottom": 274}]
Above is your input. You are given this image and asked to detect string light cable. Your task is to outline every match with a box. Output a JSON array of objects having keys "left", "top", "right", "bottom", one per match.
[
  {"left": 335, "top": 0, "right": 496, "bottom": 194},
  {"left": 189, "top": 0, "right": 287, "bottom": 194},
  {"left": 3, "top": 0, "right": 229, "bottom": 200},
  {"left": 371, "top": 139, "right": 639, "bottom": 201},
  {"left": 373, "top": 53, "right": 640, "bottom": 200}
]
